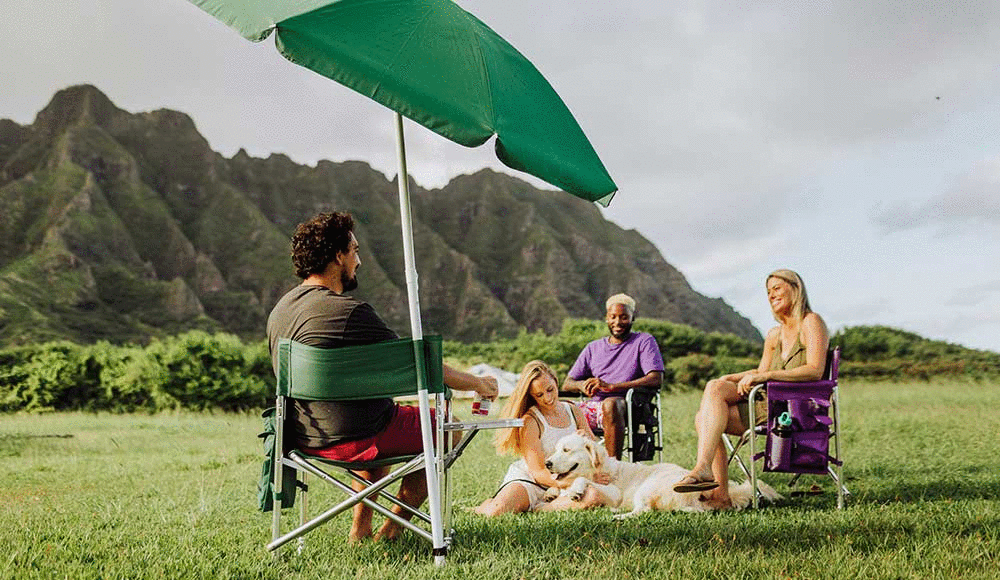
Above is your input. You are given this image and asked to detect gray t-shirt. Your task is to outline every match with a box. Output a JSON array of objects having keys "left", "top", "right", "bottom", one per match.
[{"left": 266, "top": 285, "right": 399, "bottom": 448}]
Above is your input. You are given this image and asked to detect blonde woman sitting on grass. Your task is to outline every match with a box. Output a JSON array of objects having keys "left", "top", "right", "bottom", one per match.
[{"left": 475, "top": 360, "right": 613, "bottom": 515}]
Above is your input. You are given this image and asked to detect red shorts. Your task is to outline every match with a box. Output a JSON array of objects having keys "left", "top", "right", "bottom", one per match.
[{"left": 303, "top": 404, "right": 433, "bottom": 463}]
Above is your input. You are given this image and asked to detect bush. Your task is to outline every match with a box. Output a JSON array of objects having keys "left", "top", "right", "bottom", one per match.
[
  {"left": 90, "top": 341, "right": 155, "bottom": 411},
  {"left": 0, "top": 331, "right": 273, "bottom": 413},
  {"left": 445, "top": 320, "right": 607, "bottom": 379},
  {"left": 667, "top": 353, "right": 715, "bottom": 390},
  {"left": 135, "top": 331, "right": 272, "bottom": 411},
  {"left": 0, "top": 342, "right": 101, "bottom": 412},
  {"left": 0, "top": 322, "right": 996, "bottom": 414}
]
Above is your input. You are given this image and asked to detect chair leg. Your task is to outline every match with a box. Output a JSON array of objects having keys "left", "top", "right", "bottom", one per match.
[
  {"left": 724, "top": 431, "right": 753, "bottom": 481},
  {"left": 440, "top": 397, "right": 454, "bottom": 546},
  {"left": 422, "top": 391, "right": 445, "bottom": 565},
  {"left": 624, "top": 390, "right": 634, "bottom": 462},
  {"left": 831, "top": 389, "right": 847, "bottom": 509},
  {"left": 271, "top": 485, "right": 281, "bottom": 547},
  {"left": 655, "top": 392, "right": 663, "bottom": 463},
  {"left": 268, "top": 454, "right": 431, "bottom": 552},
  {"left": 297, "top": 472, "right": 307, "bottom": 554}
]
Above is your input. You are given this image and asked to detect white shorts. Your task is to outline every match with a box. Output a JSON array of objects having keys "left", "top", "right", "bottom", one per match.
[{"left": 497, "top": 460, "right": 548, "bottom": 511}]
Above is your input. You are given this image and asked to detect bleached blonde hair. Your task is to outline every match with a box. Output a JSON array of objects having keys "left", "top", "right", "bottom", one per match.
[{"left": 605, "top": 293, "right": 636, "bottom": 317}]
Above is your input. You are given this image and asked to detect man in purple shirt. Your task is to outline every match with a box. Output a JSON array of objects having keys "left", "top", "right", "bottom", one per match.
[{"left": 563, "top": 294, "right": 664, "bottom": 459}]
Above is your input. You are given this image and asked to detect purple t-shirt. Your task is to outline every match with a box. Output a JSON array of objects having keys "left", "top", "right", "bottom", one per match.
[{"left": 567, "top": 332, "right": 664, "bottom": 401}]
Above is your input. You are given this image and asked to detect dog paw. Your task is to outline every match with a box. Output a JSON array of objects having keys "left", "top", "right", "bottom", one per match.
[{"left": 543, "top": 487, "right": 559, "bottom": 502}]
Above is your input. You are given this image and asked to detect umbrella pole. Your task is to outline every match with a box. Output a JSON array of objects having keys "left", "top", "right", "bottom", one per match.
[{"left": 394, "top": 113, "right": 447, "bottom": 564}]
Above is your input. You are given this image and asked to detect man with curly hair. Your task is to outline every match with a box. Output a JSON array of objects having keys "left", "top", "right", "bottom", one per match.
[{"left": 267, "top": 211, "right": 498, "bottom": 542}]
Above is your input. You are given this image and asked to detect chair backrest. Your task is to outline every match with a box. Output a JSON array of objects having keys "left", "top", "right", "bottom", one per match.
[
  {"left": 824, "top": 347, "right": 841, "bottom": 382},
  {"left": 276, "top": 336, "right": 445, "bottom": 401}
]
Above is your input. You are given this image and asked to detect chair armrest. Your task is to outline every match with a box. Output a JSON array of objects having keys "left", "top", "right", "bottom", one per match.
[
  {"left": 443, "top": 418, "right": 524, "bottom": 432},
  {"left": 765, "top": 380, "right": 836, "bottom": 402},
  {"left": 766, "top": 380, "right": 836, "bottom": 389},
  {"left": 626, "top": 385, "right": 661, "bottom": 396}
]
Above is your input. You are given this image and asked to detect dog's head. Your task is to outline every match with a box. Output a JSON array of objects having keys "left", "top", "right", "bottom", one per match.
[{"left": 544, "top": 433, "right": 606, "bottom": 482}]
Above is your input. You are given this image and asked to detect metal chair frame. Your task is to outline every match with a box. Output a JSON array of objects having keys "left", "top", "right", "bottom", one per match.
[
  {"left": 564, "top": 386, "right": 663, "bottom": 462},
  {"left": 724, "top": 347, "right": 849, "bottom": 508},
  {"left": 269, "top": 336, "right": 520, "bottom": 564}
]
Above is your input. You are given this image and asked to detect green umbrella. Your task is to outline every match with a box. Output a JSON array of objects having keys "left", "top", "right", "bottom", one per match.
[
  {"left": 185, "top": 0, "right": 617, "bottom": 562},
  {"left": 188, "top": 0, "right": 617, "bottom": 203}
]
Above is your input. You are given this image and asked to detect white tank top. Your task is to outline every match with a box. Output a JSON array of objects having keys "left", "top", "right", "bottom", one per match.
[{"left": 528, "top": 402, "right": 579, "bottom": 458}]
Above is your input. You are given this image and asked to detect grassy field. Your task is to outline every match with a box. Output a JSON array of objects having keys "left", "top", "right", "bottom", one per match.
[{"left": 2, "top": 380, "right": 999, "bottom": 579}]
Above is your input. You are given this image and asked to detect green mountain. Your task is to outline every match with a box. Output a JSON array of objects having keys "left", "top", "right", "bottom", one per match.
[{"left": 0, "top": 85, "right": 762, "bottom": 346}]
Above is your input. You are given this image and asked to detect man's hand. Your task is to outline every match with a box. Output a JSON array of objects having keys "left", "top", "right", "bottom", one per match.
[
  {"left": 477, "top": 375, "right": 499, "bottom": 400},
  {"left": 582, "top": 377, "right": 609, "bottom": 397}
]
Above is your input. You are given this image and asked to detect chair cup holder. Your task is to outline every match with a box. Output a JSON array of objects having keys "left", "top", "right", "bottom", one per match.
[
  {"left": 767, "top": 430, "right": 793, "bottom": 471},
  {"left": 764, "top": 399, "right": 832, "bottom": 473},
  {"left": 787, "top": 399, "right": 821, "bottom": 430}
]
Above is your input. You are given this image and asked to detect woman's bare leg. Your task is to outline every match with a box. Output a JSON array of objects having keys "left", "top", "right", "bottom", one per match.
[
  {"left": 700, "top": 406, "right": 747, "bottom": 508},
  {"left": 474, "top": 483, "right": 531, "bottom": 516},
  {"left": 686, "top": 379, "right": 744, "bottom": 483}
]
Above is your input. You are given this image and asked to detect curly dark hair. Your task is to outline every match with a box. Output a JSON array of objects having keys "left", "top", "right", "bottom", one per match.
[{"left": 290, "top": 212, "right": 355, "bottom": 279}]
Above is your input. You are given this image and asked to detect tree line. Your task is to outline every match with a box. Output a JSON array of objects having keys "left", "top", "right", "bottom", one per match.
[{"left": 2, "top": 323, "right": 997, "bottom": 413}]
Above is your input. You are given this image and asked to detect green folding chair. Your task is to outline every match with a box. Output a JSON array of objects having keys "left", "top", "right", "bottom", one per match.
[{"left": 265, "top": 335, "right": 520, "bottom": 563}]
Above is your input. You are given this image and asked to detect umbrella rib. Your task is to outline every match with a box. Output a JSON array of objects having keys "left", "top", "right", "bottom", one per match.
[
  {"left": 373, "top": 5, "right": 434, "bottom": 101},
  {"left": 468, "top": 19, "right": 495, "bottom": 130}
]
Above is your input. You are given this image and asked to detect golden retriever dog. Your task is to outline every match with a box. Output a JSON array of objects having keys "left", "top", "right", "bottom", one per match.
[{"left": 544, "top": 433, "right": 780, "bottom": 517}]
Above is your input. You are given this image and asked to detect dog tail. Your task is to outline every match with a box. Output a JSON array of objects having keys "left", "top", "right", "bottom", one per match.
[{"left": 728, "top": 480, "right": 782, "bottom": 510}]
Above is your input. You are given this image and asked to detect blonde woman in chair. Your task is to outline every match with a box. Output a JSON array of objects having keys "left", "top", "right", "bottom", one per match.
[{"left": 673, "top": 269, "right": 829, "bottom": 509}]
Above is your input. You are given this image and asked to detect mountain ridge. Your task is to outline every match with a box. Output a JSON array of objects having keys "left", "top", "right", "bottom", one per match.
[{"left": 0, "top": 84, "right": 762, "bottom": 346}]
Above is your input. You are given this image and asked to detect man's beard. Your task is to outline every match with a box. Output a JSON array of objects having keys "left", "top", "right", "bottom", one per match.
[
  {"left": 608, "top": 321, "right": 632, "bottom": 340},
  {"left": 341, "top": 271, "right": 359, "bottom": 292}
]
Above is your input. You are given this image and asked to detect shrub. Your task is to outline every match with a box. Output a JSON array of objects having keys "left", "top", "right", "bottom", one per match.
[
  {"left": 0, "top": 342, "right": 101, "bottom": 412},
  {"left": 90, "top": 341, "right": 155, "bottom": 411},
  {"left": 666, "top": 353, "right": 715, "bottom": 391},
  {"left": 0, "top": 322, "right": 996, "bottom": 414},
  {"left": 135, "top": 331, "right": 272, "bottom": 411},
  {"left": 0, "top": 332, "right": 274, "bottom": 413}
]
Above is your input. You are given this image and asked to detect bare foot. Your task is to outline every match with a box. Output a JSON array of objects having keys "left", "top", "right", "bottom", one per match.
[
  {"left": 374, "top": 521, "right": 403, "bottom": 542},
  {"left": 348, "top": 525, "right": 373, "bottom": 544},
  {"left": 698, "top": 492, "right": 733, "bottom": 511}
]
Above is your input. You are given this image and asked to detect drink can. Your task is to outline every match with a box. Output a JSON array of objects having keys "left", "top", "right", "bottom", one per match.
[{"left": 472, "top": 393, "right": 490, "bottom": 416}]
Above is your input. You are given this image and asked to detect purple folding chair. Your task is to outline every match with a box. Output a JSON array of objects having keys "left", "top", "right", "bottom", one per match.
[{"left": 724, "top": 347, "right": 848, "bottom": 508}]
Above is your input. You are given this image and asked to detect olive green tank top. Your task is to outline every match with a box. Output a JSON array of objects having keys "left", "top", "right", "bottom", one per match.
[{"left": 770, "top": 334, "right": 807, "bottom": 371}]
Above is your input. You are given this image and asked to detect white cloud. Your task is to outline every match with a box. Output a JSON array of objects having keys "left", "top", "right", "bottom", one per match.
[
  {"left": 874, "top": 156, "right": 1000, "bottom": 233},
  {"left": 3, "top": 0, "right": 1000, "bottom": 352}
]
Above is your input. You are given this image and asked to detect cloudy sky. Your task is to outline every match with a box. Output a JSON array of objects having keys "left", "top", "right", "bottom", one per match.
[{"left": 4, "top": 0, "right": 1000, "bottom": 352}]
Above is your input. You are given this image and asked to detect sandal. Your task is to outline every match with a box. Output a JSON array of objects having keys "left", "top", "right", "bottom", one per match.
[{"left": 673, "top": 475, "right": 719, "bottom": 493}]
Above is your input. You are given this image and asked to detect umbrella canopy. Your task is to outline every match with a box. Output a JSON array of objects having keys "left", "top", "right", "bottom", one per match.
[{"left": 188, "top": 0, "right": 617, "bottom": 204}]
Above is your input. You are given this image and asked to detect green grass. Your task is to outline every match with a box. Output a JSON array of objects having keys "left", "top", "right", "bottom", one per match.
[{"left": 2, "top": 380, "right": 999, "bottom": 579}]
